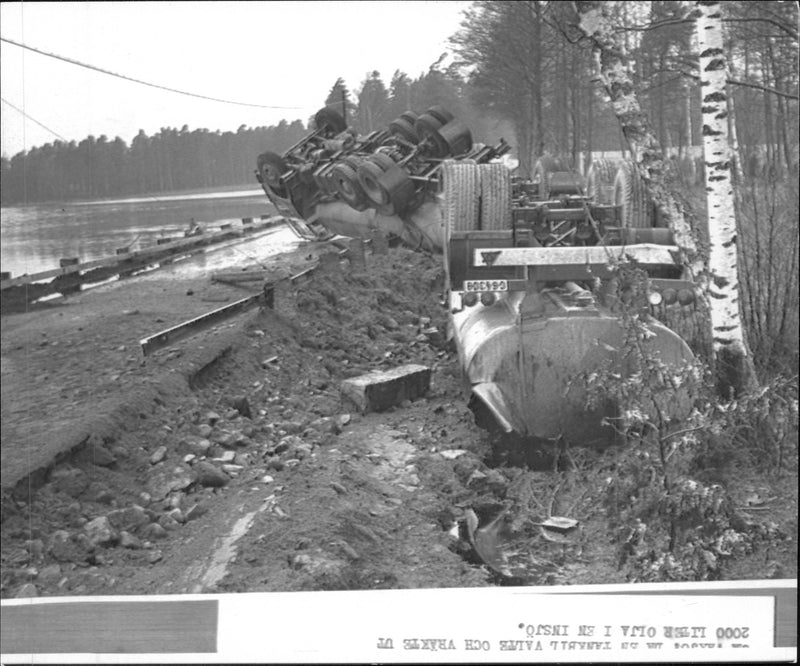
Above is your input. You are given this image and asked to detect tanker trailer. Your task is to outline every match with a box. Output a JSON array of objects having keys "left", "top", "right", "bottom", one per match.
[{"left": 438, "top": 160, "right": 697, "bottom": 445}]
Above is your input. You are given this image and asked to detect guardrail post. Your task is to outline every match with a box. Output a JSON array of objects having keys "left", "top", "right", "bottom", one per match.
[
  {"left": 348, "top": 238, "right": 367, "bottom": 272},
  {"left": 115, "top": 248, "right": 130, "bottom": 255},
  {"left": 272, "top": 279, "right": 298, "bottom": 318},
  {"left": 59, "top": 258, "right": 79, "bottom": 268}
]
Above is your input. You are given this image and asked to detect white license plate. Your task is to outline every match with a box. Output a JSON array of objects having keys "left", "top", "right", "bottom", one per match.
[{"left": 463, "top": 279, "right": 508, "bottom": 293}]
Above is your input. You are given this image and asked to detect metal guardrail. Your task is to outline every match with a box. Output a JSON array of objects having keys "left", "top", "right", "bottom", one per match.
[
  {"left": 0, "top": 217, "right": 281, "bottom": 291},
  {"left": 138, "top": 236, "right": 375, "bottom": 357}
]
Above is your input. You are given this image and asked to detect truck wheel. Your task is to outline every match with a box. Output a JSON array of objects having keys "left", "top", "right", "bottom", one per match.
[
  {"left": 314, "top": 107, "right": 347, "bottom": 136},
  {"left": 389, "top": 117, "right": 419, "bottom": 144},
  {"left": 331, "top": 162, "right": 370, "bottom": 211},
  {"left": 441, "top": 160, "right": 480, "bottom": 232},
  {"left": 400, "top": 111, "right": 419, "bottom": 126},
  {"left": 357, "top": 157, "right": 415, "bottom": 214},
  {"left": 425, "top": 105, "right": 455, "bottom": 125},
  {"left": 415, "top": 114, "right": 451, "bottom": 158},
  {"left": 613, "top": 159, "right": 654, "bottom": 228},
  {"left": 479, "top": 163, "right": 512, "bottom": 230},
  {"left": 533, "top": 156, "right": 570, "bottom": 199},
  {"left": 586, "top": 158, "right": 619, "bottom": 204},
  {"left": 257, "top": 151, "right": 289, "bottom": 198},
  {"left": 438, "top": 120, "right": 473, "bottom": 156}
]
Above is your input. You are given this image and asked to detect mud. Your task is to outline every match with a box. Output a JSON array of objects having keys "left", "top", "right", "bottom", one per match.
[{"left": 1, "top": 239, "right": 796, "bottom": 599}]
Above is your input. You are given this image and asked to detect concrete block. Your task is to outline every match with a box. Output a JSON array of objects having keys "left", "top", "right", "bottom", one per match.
[{"left": 340, "top": 364, "right": 431, "bottom": 413}]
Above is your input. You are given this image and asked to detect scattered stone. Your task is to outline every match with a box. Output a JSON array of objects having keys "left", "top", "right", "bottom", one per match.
[
  {"left": 138, "top": 492, "right": 152, "bottom": 505},
  {"left": 223, "top": 409, "right": 239, "bottom": 421},
  {"left": 222, "top": 464, "right": 244, "bottom": 476},
  {"left": 330, "top": 482, "right": 347, "bottom": 495},
  {"left": 140, "top": 523, "right": 168, "bottom": 540},
  {"left": 158, "top": 514, "right": 181, "bottom": 531},
  {"left": 14, "top": 583, "right": 38, "bottom": 598},
  {"left": 206, "top": 411, "right": 221, "bottom": 425},
  {"left": 183, "top": 454, "right": 196, "bottom": 464},
  {"left": 119, "top": 531, "right": 143, "bottom": 549},
  {"left": 439, "top": 449, "right": 469, "bottom": 460},
  {"left": 38, "top": 563, "right": 62, "bottom": 581},
  {"left": 89, "top": 485, "right": 115, "bottom": 505},
  {"left": 147, "top": 550, "right": 163, "bottom": 564},
  {"left": 290, "top": 553, "right": 313, "bottom": 570},
  {"left": 337, "top": 414, "right": 352, "bottom": 428},
  {"left": 184, "top": 503, "right": 208, "bottom": 522},
  {"left": 467, "top": 469, "right": 488, "bottom": 487},
  {"left": 84, "top": 444, "right": 117, "bottom": 468},
  {"left": 106, "top": 505, "right": 149, "bottom": 531},
  {"left": 340, "top": 364, "right": 431, "bottom": 413},
  {"left": 25, "top": 539, "right": 45, "bottom": 561},
  {"left": 84, "top": 516, "right": 119, "bottom": 547},
  {"left": 234, "top": 452, "right": 251, "bottom": 466},
  {"left": 232, "top": 396, "right": 252, "bottom": 418},
  {"left": 51, "top": 467, "right": 89, "bottom": 498},
  {"left": 214, "top": 450, "right": 236, "bottom": 464},
  {"left": 167, "top": 508, "right": 185, "bottom": 523},
  {"left": 182, "top": 437, "right": 212, "bottom": 456},
  {"left": 197, "top": 424, "right": 213, "bottom": 438},
  {"left": 261, "top": 475, "right": 275, "bottom": 484},
  {"left": 194, "top": 461, "right": 229, "bottom": 487},
  {"left": 149, "top": 446, "right": 167, "bottom": 465},
  {"left": 291, "top": 443, "right": 314, "bottom": 460},
  {"left": 338, "top": 541, "right": 360, "bottom": 560},
  {"left": 168, "top": 475, "right": 195, "bottom": 493},
  {"left": 308, "top": 417, "right": 338, "bottom": 435}
]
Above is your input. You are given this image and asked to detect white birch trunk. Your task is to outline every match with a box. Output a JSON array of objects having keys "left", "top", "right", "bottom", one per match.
[
  {"left": 574, "top": 1, "right": 704, "bottom": 281},
  {"left": 696, "top": 0, "right": 756, "bottom": 393}
]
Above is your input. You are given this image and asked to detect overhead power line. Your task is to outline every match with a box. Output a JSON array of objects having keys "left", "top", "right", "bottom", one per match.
[
  {"left": 1, "top": 96, "right": 68, "bottom": 142},
  {"left": 0, "top": 36, "right": 303, "bottom": 110}
]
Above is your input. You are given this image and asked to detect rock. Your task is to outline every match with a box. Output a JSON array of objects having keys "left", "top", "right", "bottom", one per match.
[
  {"left": 147, "top": 550, "right": 163, "bottom": 564},
  {"left": 197, "top": 424, "right": 213, "bottom": 438},
  {"left": 14, "top": 583, "right": 38, "bottom": 598},
  {"left": 290, "top": 443, "right": 314, "bottom": 460},
  {"left": 38, "top": 563, "right": 62, "bottom": 581},
  {"left": 340, "top": 364, "right": 431, "bottom": 414},
  {"left": 149, "top": 446, "right": 167, "bottom": 465},
  {"left": 25, "top": 539, "right": 45, "bottom": 561},
  {"left": 261, "top": 475, "right": 275, "bottom": 484},
  {"left": 206, "top": 411, "right": 221, "bottom": 425},
  {"left": 337, "top": 414, "right": 352, "bottom": 428},
  {"left": 330, "top": 482, "right": 347, "bottom": 495},
  {"left": 84, "top": 444, "right": 117, "bottom": 468},
  {"left": 106, "top": 505, "right": 149, "bottom": 531},
  {"left": 89, "top": 484, "right": 115, "bottom": 505},
  {"left": 140, "top": 522, "right": 168, "bottom": 540},
  {"left": 167, "top": 508, "right": 185, "bottom": 524},
  {"left": 48, "top": 531, "right": 92, "bottom": 563},
  {"left": 158, "top": 514, "right": 181, "bottom": 531},
  {"left": 184, "top": 503, "right": 208, "bottom": 522},
  {"left": 222, "top": 464, "right": 244, "bottom": 476},
  {"left": 308, "top": 417, "right": 339, "bottom": 435},
  {"left": 266, "top": 457, "right": 284, "bottom": 471},
  {"left": 183, "top": 454, "right": 196, "bottom": 464},
  {"left": 234, "top": 453, "right": 251, "bottom": 466},
  {"left": 183, "top": 437, "right": 212, "bottom": 456},
  {"left": 214, "top": 450, "right": 236, "bottom": 464},
  {"left": 84, "top": 516, "right": 119, "bottom": 547},
  {"left": 194, "top": 461, "right": 229, "bottom": 487},
  {"left": 119, "top": 531, "right": 143, "bottom": 549},
  {"left": 168, "top": 474, "right": 195, "bottom": 493},
  {"left": 51, "top": 467, "right": 89, "bottom": 498},
  {"left": 232, "top": 396, "right": 252, "bottom": 418}
]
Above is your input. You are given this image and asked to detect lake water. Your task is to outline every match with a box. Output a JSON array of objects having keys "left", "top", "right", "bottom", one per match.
[{"left": 0, "top": 186, "right": 277, "bottom": 278}]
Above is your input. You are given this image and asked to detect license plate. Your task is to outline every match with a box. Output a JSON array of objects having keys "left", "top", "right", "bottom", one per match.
[{"left": 463, "top": 279, "right": 508, "bottom": 293}]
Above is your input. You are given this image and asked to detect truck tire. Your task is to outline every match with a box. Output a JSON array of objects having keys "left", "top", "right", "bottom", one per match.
[
  {"left": 479, "top": 163, "right": 512, "bottom": 230},
  {"left": 438, "top": 119, "right": 473, "bottom": 156},
  {"left": 441, "top": 159, "right": 480, "bottom": 233},
  {"left": 256, "top": 151, "right": 289, "bottom": 198},
  {"left": 585, "top": 158, "right": 619, "bottom": 204},
  {"left": 389, "top": 117, "right": 420, "bottom": 144},
  {"left": 331, "top": 162, "right": 370, "bottom": 211},
  {"left": 613, "top": 159, "right": 654, "bottom": 228},
  {"left": 314, "top": 107, "right": 347, "bottom": 136},
  {"left": 425, "top": 105, "right": 455, "bottom": 125},
  {"left": 533, "top": 156, "right": 570, "bottom": 199}
]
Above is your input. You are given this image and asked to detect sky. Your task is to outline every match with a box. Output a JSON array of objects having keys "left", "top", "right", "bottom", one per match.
[{"left": 0, "top": 1, "right": 471, "bottom": 158}]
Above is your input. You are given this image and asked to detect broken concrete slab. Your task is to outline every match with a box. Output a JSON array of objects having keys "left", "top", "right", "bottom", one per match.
[{"left": 340, "top": 364, "right": 431, "bottom": 414}]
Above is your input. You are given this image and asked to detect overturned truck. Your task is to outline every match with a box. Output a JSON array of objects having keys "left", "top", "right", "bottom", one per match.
[{"left": 256, "top": 107, "right": 697, "bottom": 445}]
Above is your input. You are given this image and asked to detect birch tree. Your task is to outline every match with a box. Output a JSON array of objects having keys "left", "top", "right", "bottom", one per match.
[
  {"left": 695, "top": 0, "right": 757, "bottom": 394},
  {"left": 572, "top": 0, "right": 703, "bottom": 280}
]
